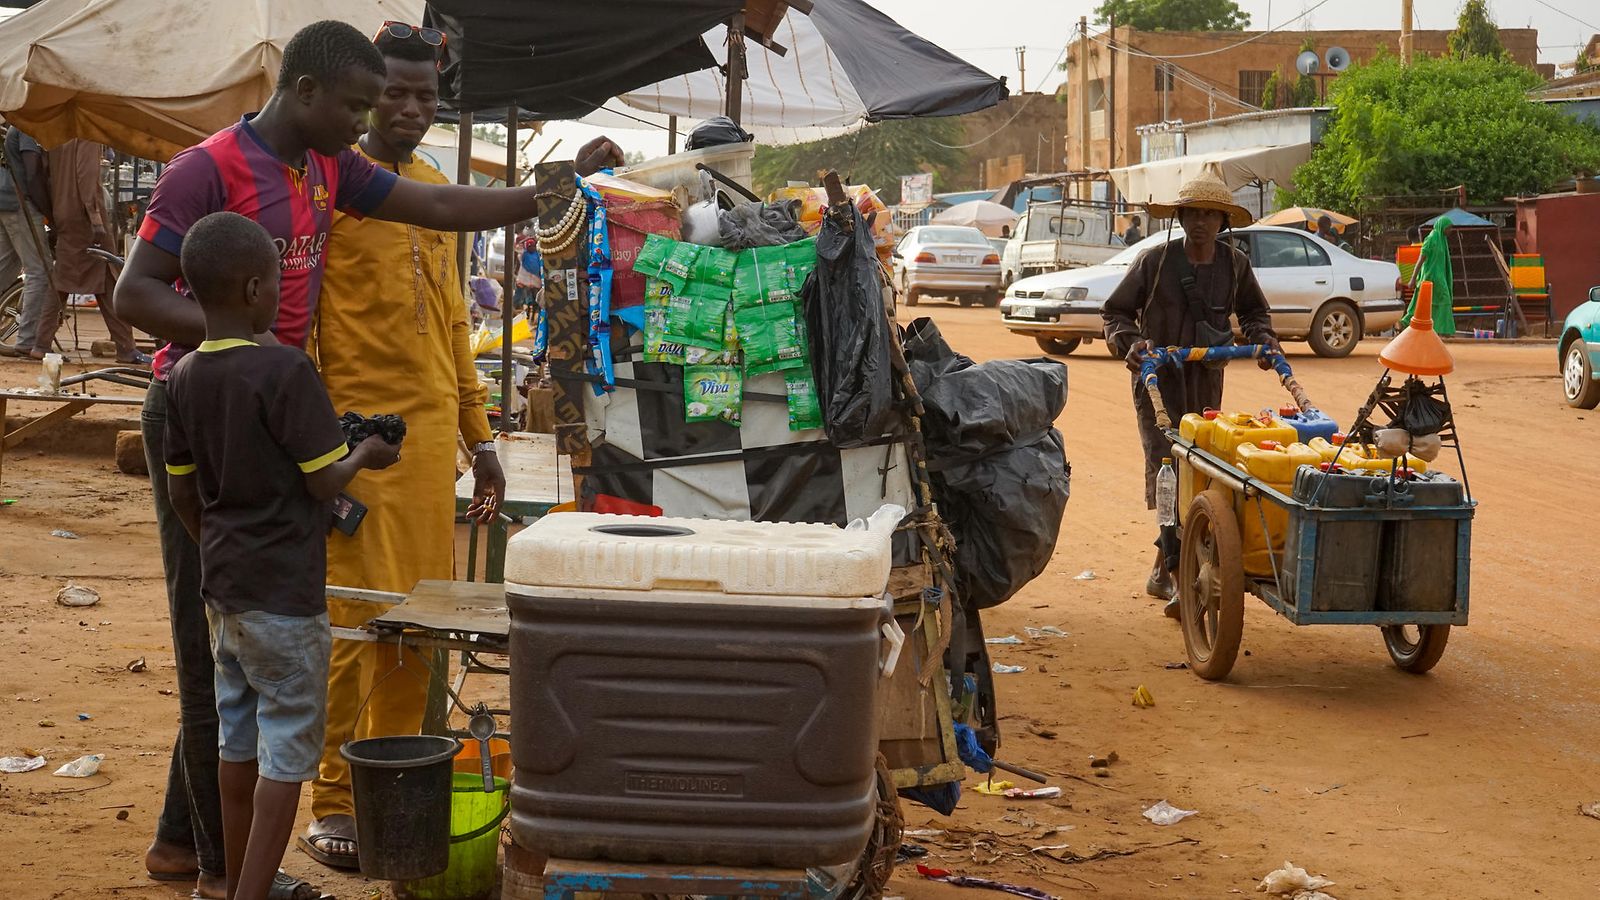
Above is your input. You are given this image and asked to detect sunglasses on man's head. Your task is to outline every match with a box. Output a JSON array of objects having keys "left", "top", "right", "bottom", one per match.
[{"left": 375, "top": 22, "right": 445, "bottom": 47}]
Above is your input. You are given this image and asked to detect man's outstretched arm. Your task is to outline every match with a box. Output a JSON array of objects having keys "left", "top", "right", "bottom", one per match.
[{"left": 369, "top": 136, "right": 623, "bottom": 233}]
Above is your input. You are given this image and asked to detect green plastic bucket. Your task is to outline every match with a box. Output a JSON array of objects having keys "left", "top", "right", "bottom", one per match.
[{"left": 395, "top": 771, "right": 510, "bottom": 900}]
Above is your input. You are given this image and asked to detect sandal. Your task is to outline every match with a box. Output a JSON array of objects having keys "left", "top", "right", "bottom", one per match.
[
  {"left": 298, "top": 818, "right": 359, "bottom": 871},
  {"left": 269, "top": 870, "right": 322, "bottom": 900}
]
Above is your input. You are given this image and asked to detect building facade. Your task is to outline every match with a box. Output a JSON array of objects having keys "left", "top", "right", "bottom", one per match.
[{"left": 1064, "top": 27, "right": 1541, "bottom": 178}]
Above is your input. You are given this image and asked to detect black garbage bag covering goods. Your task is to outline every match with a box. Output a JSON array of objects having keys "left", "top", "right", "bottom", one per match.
[
  {"left": 686, "top": 115, "right": 754, "bottom": 150},
  {"left": 803, "top": 202, "right": 897, "bottom": 448},
  {"left": 903, "top": 319, "right": 1070, "bottom": 610}
]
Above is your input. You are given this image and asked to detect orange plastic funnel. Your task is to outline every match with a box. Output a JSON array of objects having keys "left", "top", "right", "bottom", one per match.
[{"left": 1380, "top": 281, "right": 1455, "bottom": 376}]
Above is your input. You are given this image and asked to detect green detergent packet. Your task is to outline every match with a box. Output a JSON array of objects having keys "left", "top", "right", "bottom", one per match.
[
  {"left": 633, "top": 233, "right": 676, "bottom": 278},
  {"left": 659, "top": 241, "right": 704, "bottom": 291},
  {"left": 684, "top": 364, "right": 742, "bottom": 426},
  {"left": 784, "top": 364, "right": 823, "bottom": 432},
  {"left": 735, "top": 300, "right": 809, "bottom": 376},
  {"left": 647, "top": 278, "right": 739, "bottom": 364},
  {"left": 661, "top": 282, "right": 728, "bottom": 351},
  {"left": 688, "top": 246, "right": 739, "bottom": 288},
  {"left": 733, "top": 237, "right": 816, "bottom": 308},
  {"left": 642, "top": 278, "right": 687, "bottom": 364}
]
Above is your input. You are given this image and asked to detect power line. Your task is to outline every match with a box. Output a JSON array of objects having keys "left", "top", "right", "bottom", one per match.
[
  {"left": 1528, "top": 0, "right": 1600, "bottom": 35},
  {"left": 926, "top": 37, "right": 1073, "bottom": 150},
  {"left": 1092, "top": 0, "right": 1337, "bottom": 61}
]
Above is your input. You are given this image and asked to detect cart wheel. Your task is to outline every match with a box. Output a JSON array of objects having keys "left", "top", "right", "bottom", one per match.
[
  {"left": 838, "top": 754, "right": 903, "bottom": 900},
  {"left": 1382, "top": 624, "right": 1450, "bottom": 674},
  {"left": 1179, "top": 489, "right": 1245, "bottom": 681}
]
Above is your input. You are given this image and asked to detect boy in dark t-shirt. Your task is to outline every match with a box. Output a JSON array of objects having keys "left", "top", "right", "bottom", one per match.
[{"left": 162, "top": 211, "right": 400, "bottom": 900}]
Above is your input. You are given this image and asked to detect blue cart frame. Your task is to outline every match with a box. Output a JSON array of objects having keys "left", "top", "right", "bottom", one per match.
[{"left": 1141, "top": 345, "right": 1475, "bottom": 678}]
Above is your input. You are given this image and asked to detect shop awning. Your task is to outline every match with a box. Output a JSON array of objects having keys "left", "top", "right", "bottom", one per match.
[
  {"left": 426, "top": 0, "right": 1006, "bottom": 132},
  {"left": 1110, "top": 144, "right": 1314, "bottom": 205},
  {"left": 0, "top": 0, "right": 422, "bottom": 160}
]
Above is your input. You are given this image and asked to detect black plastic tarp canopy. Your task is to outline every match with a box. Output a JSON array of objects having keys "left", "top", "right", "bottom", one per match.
[{"left": 423, "top": 0, "right": 1007, "bottom": 126}]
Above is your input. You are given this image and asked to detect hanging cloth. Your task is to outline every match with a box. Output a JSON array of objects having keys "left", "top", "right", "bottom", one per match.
[{"left": 1400, "top": 217, "right": 1456, "bottom": 337}]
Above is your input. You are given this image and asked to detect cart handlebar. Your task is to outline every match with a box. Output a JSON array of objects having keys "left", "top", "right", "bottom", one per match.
[{"left": 1138, "top": 344, "right": 1317, "bottom": 431}]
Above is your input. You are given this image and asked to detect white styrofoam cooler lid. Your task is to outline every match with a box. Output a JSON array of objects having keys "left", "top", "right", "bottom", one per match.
[{"left": 504, "top": 510, "right": 900, "bottom": 599}]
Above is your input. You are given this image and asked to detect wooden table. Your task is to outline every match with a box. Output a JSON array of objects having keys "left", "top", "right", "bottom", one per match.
[
  {"left": 1, "top": 387, "right": 144, "bottom": 486},
  {"left": 454, "top": 431, "right": 572, "bottom": 582}
]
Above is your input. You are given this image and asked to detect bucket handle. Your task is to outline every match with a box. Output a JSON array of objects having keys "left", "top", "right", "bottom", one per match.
[{"left": 449, "top": 790, "right": 510, "bottom": 845}]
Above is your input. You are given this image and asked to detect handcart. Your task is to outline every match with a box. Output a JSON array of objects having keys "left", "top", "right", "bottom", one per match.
[{"left": 1141, "top": 345, "right": 1475, "bottom": 680}]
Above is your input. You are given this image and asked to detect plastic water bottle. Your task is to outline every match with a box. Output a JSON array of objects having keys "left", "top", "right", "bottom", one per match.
[{"left": 1156, "top": 457, "right": 1178, "bottom": 526}]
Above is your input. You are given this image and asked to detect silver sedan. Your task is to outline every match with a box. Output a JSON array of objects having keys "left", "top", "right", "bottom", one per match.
[{"left": 892, "top": 225, "right": 1004, "bottom": 308}]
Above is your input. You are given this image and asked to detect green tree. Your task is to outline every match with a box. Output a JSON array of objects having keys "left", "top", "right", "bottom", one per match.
[
  {"left": 1291, "top": 38, "right": 1319, "bottom": 106},
  {"left": 1447, "top": 0, "right": 1504, "bottom": 60},
  {"left": 1285, "top": 54, "right": 1600, "bottom": 213},
  {"left": 1093, "top": 0, "right": 1249, "bottom": 31},
  {"left": 1576, "top": 48, "right": 1597, "bottom": 75},
  {"left": 752, "top": 118, "right": 968, "bottom": 204},
  {"left": 1260, "top": 68, "right": 1282, "bottom": 109}
]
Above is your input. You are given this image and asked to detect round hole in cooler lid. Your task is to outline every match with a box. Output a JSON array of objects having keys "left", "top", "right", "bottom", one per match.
[{"left": 589, "top": 523, "right": 696, "bottom": 538}]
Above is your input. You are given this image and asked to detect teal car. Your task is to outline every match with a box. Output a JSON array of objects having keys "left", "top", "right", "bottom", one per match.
[{"left": 1561, "top": 286, "right": 1600, "bottom": 408}]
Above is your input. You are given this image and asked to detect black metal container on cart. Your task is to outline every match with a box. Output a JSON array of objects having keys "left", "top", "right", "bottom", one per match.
[{"left": 504, "top": 510, "right": 901, "bottom": 868}]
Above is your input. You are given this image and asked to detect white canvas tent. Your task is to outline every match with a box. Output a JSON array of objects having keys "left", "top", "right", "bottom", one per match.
[
  {"left": 1109, "top": 144, "right": 1314, "bottom": 205},
  {"left": 0, "top": 0, "right": 426, "bottom": 161}
]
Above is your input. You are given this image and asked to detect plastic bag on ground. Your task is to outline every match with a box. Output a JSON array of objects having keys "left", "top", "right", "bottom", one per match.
[
  {"left": 803, "top": 201, "right": 897, "bottom": 448},
  {"left": 1141, "top": 800, "right": 1197, "bottom": 826},
  {"left": 53, "top": 754, "right": 103, "bottom": 778},
  {"left": 904, "top": 319, "right": 1069, "bottom": 610},
  {"left": 1257, "top": 861, "right": 1336, "bottom": 896}
]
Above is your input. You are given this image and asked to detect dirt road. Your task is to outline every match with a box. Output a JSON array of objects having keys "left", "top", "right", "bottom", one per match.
[{"left": 3, "top": 308, "right": 1599, "bottom": 898}]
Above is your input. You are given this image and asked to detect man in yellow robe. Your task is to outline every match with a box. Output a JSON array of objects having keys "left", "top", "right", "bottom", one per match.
[{"left": 300, "top": 26, "right": 506, "bottom": 869}]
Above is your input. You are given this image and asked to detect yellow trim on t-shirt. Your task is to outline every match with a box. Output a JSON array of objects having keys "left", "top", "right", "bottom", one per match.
[
  {"left": 164, "top": 462, "right": 197, "bottom": 476},
  {"left": 298, "top": 445, "right": 347, "bottom": 474},
  {"left": 197, "top": 338, "right": 258, "bottom": 353}
]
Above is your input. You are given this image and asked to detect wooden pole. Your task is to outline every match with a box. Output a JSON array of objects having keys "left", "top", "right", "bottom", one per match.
[
  {"left": 667, "top": 115, "right": 679, "bottom": 154},
  {"left": 1078, "top": 16, "right": 1090, "bottom": 200},
  {"left": 455, "top": 110, "right": 474, "bottom": 292},
  {"left": 726, "top": 12, "right": 747, "bottom": 127},
  {"left": 502, "top": 109, "right": 518, "bottom": 432},
  {"left": 1400, "top": 0, "right": 1414, "bottom": 64},
  {"left": 1107, "top": 14, "right": 1120, "bottom": 207}
]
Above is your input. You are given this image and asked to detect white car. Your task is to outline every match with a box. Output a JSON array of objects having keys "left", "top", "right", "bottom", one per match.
[{"left": 1000, "top": 225, "right": 1405, "bottom": 358}]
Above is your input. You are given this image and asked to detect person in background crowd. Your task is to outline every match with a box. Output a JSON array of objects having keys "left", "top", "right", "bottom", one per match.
[
  {"left": 1102, "top": 171, "right": 1279, "bottom": 620},
  {"left": 1315, "top": 214, "right": 1353, "bottom": 253},
  {"left": 300, "top": 24, "right": 506, "bottom": 871},
  {"left": 113, "top": 21, "right": 621, "bottom": 898},
  {"left": 32, "top": 139, "right": 149, "bottom": 364},
  {"left": 1122, "top": 215, "right": 1143, "bottom": 247},
  {"left": 0, "top": 125, "right": 55, "bottom": 358}
]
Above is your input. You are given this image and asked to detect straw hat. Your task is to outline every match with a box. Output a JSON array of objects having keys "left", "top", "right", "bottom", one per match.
[{"left": 1145, "top": 169, "right": 1252, "bottom": 229}]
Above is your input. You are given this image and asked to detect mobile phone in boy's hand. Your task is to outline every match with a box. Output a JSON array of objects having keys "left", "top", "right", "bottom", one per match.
[{"left": 353, "top": 433, "right": 402, "bottom": 470}]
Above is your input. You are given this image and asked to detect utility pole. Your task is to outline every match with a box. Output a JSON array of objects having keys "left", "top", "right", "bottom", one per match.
[
  {"left": 1078, "top": 15, "right": 1090, "bottom": 198},
  {"left": 1107, "top": 14, "right": 1117, "bottom": 178},
  {"left": 1016, "top": 46, "right": 1027, "bottom": 92},
  {"left": 1400, "top": 0, "right": 1414, "bottom": 64}
]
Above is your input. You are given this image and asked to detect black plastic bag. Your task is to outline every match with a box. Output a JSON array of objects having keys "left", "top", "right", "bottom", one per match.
[
  {"left": 802, "top": 201, "right": 897, "bottom": 448},
  {"left": 686, "top": 115, "right": 753, "bottom": 150},
  {"left": 905, "top": 319, "right": 1070, "bottom": 610},
  {"left": 1392, "top": 377, "right": 1450, "bottom": 436}
]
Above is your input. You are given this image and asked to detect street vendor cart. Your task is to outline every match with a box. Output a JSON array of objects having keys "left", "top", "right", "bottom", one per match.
[{"left": 1142, "top": 343, "right": 1474, "bottom": 679}]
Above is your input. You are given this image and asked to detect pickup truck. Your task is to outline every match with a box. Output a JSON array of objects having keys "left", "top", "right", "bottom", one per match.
[{"left": 1000, "top": 204, "right": 1123, "bottom": 286}]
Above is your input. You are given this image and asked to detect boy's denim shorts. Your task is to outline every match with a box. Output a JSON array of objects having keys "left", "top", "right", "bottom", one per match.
[{"left": 206, "top": 607, "right": 331, "bottom": 783}]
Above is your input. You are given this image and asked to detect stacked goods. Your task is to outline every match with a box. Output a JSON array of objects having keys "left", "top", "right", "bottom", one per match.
[
  {"left": 631, "top": 233, "right": 821, "bottom": 430},
  {"left": 769, "top": 184, "right": 895, "bottom": 267}
]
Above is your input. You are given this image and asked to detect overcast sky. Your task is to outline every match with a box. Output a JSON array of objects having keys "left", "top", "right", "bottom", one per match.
[{"left": 531, "top": 0, "right": 1595, "bottom": 163}]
